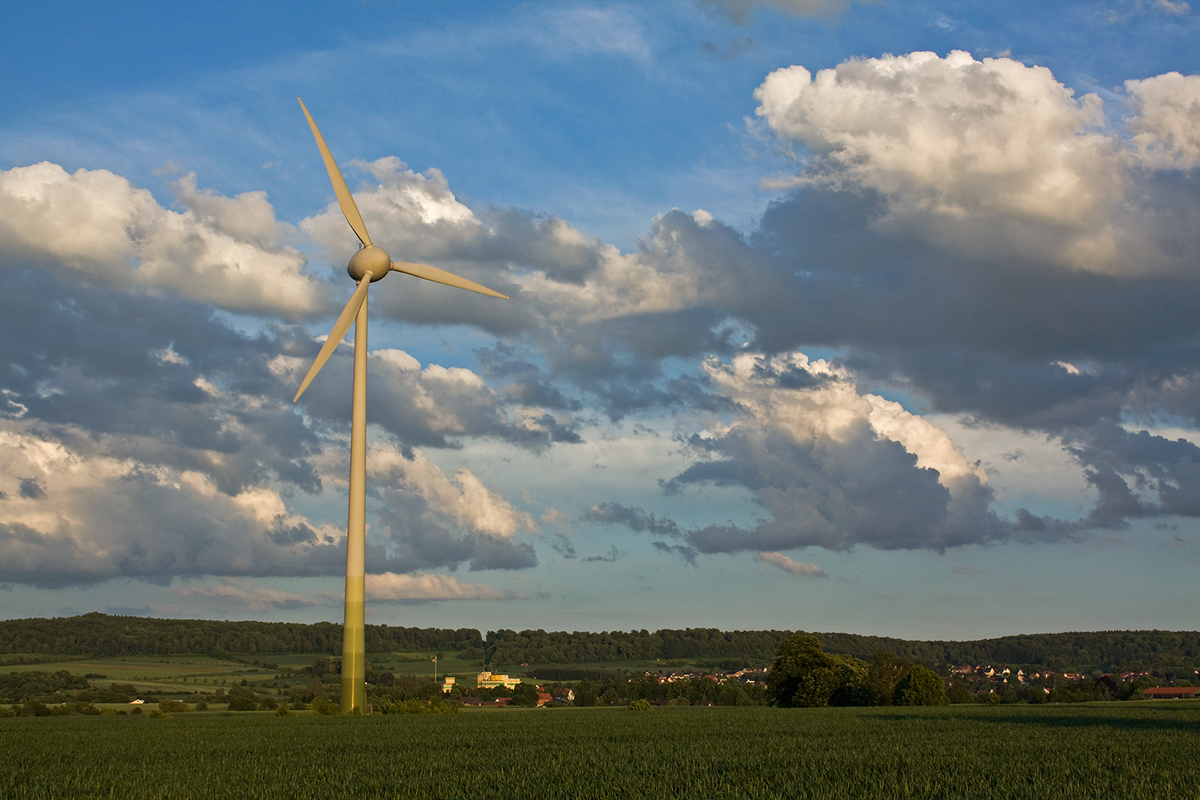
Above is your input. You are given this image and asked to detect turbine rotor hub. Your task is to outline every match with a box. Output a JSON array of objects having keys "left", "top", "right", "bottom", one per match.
[{"left": 348, "top": 245, "right": 391, "bottom": 283}]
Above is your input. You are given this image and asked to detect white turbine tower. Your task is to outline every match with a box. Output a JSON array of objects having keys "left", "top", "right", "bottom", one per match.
[{"left": 292, "top": 98, "right": 507, "bottom": 713}]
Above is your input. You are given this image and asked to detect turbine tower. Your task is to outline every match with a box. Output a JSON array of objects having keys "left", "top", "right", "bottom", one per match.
[{"left": 292, "top": 98, "right": 507, "bottom": 713}]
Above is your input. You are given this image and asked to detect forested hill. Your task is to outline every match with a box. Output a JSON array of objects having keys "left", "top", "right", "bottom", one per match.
[
  {"left": 0, "top": 613, "right": 480, "bottom": 660},
  {"left": 0, "top": 613, "right": 1197, "bottom": 671}
]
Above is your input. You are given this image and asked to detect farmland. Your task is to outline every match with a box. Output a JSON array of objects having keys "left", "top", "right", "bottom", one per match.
[{"left": 2, "top": 703, "right": 1198, "bottom": 799}]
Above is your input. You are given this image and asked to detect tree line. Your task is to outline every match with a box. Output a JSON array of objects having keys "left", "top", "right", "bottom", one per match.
[{"left": 1, "top": 613, "right": 1197, "bottom": 672}]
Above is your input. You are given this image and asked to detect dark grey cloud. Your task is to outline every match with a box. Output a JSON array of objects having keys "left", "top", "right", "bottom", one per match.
[
  {"left": 0, "top": 268, "right": 323, "bottom": 497},
  {"left": 291, "top": 341, "right": 576, "bottom": 453},
  {"left": 1067, "top": 426, "right": 1200, "bottom": 526},
  {"left": 0, "top": 259, "right": 545, "bottom": 585},
  {"left": 584, "top": 502, "right": 686, "bottom": 538},
  {"left": 673, "top": 420, "right": 1002, "bottom": 553},
  {"left": 581, "top": 545, "right": 622, "bottom": 563},
  {"left": 476, "top": 344, "right": 583, "bottom": 411}
]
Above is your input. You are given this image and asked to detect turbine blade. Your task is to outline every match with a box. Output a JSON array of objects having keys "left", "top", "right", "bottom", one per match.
[
  {"left": 391, "top": 261, "right": 509, "bottom": 299},
  {"left": 292, "top": 275, "right": 373, "bottom": 403},
  {"left": 297, "top": 97, "right": 373, "bottom": 248}
]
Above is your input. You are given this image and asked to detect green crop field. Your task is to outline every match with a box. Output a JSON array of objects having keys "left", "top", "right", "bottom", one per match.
[{"left": 2, "top": 703, "right": 1198, "bottom": 799}]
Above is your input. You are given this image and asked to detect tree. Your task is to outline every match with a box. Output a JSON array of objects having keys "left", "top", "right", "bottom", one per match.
[
  {"left": 510, "top": 682, "right": 540, "bottom": 707},
  {"left": 865, "top": 651, "right": 912, "bottom": 706},
  {"left": 574, "top": 679, "right": 599, "bottom": 707},
  {"left": 767, "top": 634, "right": 869, "bottom": 708},
  {"left": 226, "top": 685, "right": 258, "bottom": 711},
  {"left": 946, "top": 682, "right": 974, "bottom": 704},
  {"left": 893, "top": 665, "right": 948, "bottom": 706}
]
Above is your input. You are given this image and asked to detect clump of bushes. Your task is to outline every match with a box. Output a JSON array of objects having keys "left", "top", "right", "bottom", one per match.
[{"left": 378, "top": 699, "right": 459, "bottom": 715}]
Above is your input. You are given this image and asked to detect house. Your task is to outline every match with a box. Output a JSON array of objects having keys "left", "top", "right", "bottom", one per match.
[
  {"left": 536, "top": 692, "right": 553, "bottom": 707},
  {"left": 1142, "top": 687, "right": 1200, "bottom": 700},
  {"left": 477, "top": 671, "right": 522, "bottom": 690}
]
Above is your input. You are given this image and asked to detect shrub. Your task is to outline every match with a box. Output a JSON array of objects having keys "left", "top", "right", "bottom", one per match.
[
  {"left": 18, "top": 701, "right": 49, "bottom": 717},
  {"left": 226, "top": 686, "right": 258, "bottom": 712},
  {"left": 310, "top": 696, "right": 338, "bottom": 715},
  {"left": 627, "top": 699, "right": 654, "bottom": 711},
  {"left": 893, "top": 665, "right": 948, "bottom": 706}
]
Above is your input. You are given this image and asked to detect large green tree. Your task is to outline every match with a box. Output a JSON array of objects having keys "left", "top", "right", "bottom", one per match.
[
  {"left": 510, "top": 682, "right": 540, "bottom": 707},
  {"left": 865, "top": 650, "right": 912, "bottom": 705},
  {"left": 767, "top": 634, "right": 869, "bottom": 707}
]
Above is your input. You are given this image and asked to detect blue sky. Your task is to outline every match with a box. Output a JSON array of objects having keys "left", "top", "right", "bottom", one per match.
[{"left": 1, "top": 0, "right": 1198, "bottom": 640}]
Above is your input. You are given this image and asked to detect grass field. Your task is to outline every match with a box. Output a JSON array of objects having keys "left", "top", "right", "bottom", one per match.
[
  {"left": 2, "top": 703, "right": 1197, "bottom": 799},
  {"left": 2, "top": 655, "right": 296, "bottom": 697},
  {"left": 0, "top": 652, "right": 638, "bottom": 693}
]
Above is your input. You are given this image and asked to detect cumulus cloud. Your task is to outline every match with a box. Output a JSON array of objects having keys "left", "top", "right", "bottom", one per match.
[
  {"left": 0, "top": 422, "right": 350, "bottom": 587},
  {"left": 585, "top": 352, "right": 1004, "bottom": 556},
  {"left": 669, "top": 352, "right": 1002, "bottom": 552},
  {"left": 1126, "top": 72, "right": 1200, "bottom": 169},
  {"left": 0, "top": 268, "right": 324, "bottom": 497},
  {"left": 0, "top": 163, "right": 325, "bottom": 318},
  {"left": 366, "top": 571, "right": 521, "bottom": 601},
  {"left": 372, "top": 447, "right": 537, "bottom": 540},
  {"left": 754, "top": 551, "right": 827, "bottom": 577},
  {"left": 754, "top": 51, "right": 1127, "bottom": 270},
  {"left": 368, "top": 443, "right": 539, "bottom": 572},
  {"left": 280, "top": 344, "right": 579, "bottom": 451},
  {"left": 4, "top": 41, "right": 1200, "bottom": 595}
]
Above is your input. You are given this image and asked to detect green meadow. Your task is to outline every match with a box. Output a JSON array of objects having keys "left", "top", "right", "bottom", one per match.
[
  {"left": 2, "top": 703, "right": 1197, "bottom": 799},
  {"left": 0, "top": 652, "right": 682, "bottom": 696}
]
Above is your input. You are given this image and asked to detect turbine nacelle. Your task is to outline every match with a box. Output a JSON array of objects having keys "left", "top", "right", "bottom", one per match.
[{"left": 348, "top": 245, "right": 391, "bottom": 283}]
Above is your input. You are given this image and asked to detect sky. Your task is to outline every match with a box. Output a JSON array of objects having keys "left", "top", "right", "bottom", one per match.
[{"left": 1, "top": 0, "right": 1199, "bottom": 641}]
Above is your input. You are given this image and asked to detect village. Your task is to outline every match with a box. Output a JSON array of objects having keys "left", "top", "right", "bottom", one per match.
[
  {"left": 443, "top": 663, "right": 1200, "bottom": 707},
  {"left": 446, "top": 668, "right": 767, "bottom": 708}
]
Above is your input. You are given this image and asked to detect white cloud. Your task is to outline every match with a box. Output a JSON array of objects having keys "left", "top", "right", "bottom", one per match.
[
  {"left": 0, "top": 163, "right": 326, "bottom": 319},
  {"left": 1126, "top": 72, "right": 1200, "bottom": 169},
  {"left": 754, "top": 550, "right": 828, "bottom": 576},
  {"left": 671, "top": 352, "right": 1002, "bottom": 552},
  {"left": 365, "top": 571, "right": 519, "bottom": 601},
  {"left": 708, "top": 352, "right": 986, "bottom": 492},
  {"left": 301, "top": 156, "right": 483, "bottom": 259},
  {"left": 754, "top": 51, "right": 1127, "bottom": 270},
  {"left": 369, "top": 445, "right": 536, "bottom": 540},
  {"left": 176, "top": 578, "right": 320, "bottom": 612},
  {"left": 0, "top": 421, "right": 345, "bottom": 586}
]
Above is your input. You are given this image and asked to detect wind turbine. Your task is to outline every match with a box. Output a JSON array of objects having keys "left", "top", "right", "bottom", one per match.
[{"left": 292, "top": 98, "right": 507, "bottom": 713}]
